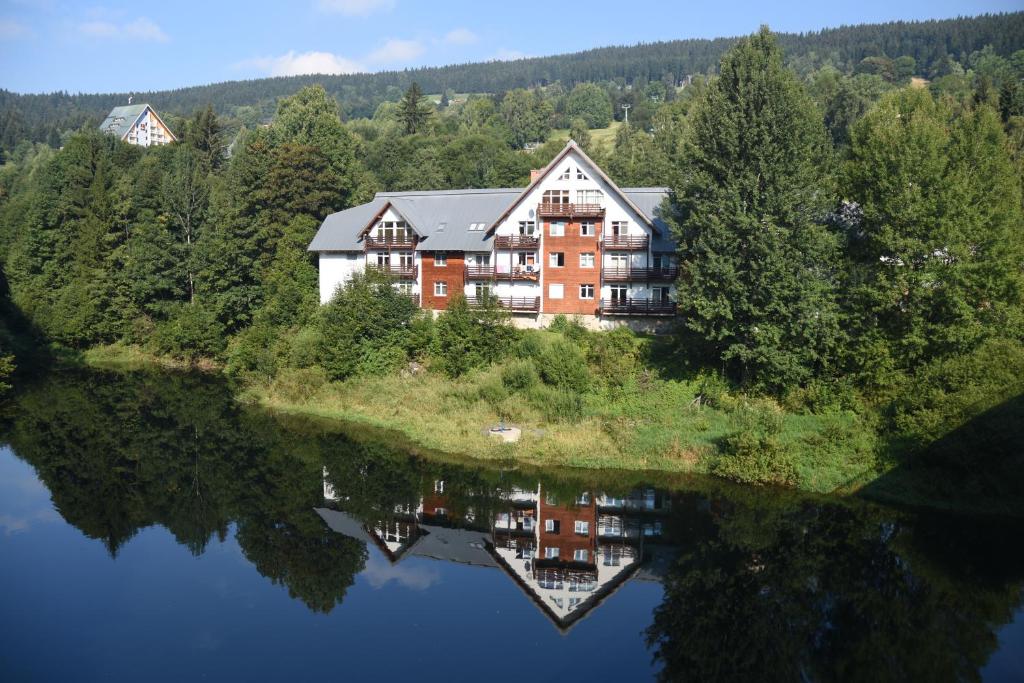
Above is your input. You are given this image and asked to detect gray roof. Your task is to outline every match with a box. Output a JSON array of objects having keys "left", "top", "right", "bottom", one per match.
[
  {"left": 409, "top": 524, "right": 499, "bottom": 568},
  {"left": 98, "top": 104, "right": 151, "bottom": 140},
  {"left": 308, "top": 186, "right": 677, "bottom": 254}
]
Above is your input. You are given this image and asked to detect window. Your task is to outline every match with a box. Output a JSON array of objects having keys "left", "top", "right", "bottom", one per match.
[
  {"left": 610, "top": 285, "right": 628, "bottom": 302},
  {"left": 580, "top": 221, "right": 595, "bottom": 237},
  {"left": 579, "top": 284, "right": 594, "bottom": 300},
  {"left": 545, "top": 547, "right": 560, "bottom": 559},
  {"left": 434, "top": 480, "right": 444, "bottom": 493},
  {"left": 435, "top": 253, "right": 447, "bottom": 267},
  {"left": 543, "top": 189, "right": 570, "bottom": 205},
  {"left": 576, "top": 167, "right": 589, "bottom": 180},
  {"left": 474, "top": 283, "right": 491, "bottom": 298},
  {"left": 653, "top": 286, "right": 670, "bottom": 303},
  {"left": 468, "top": 222, "right": 485, "bottom": 231},
  {"left": 608, "top": 253, "right": 628, "bottom": 269},
  {"left": 611, "top": 220, "right": 628, "bottom": 236},
  {"left": 434, "top": 507, "right": 447, "bottom": 517},
  {"left": 545, "top": 493, "right": 558, "bottom": 505},
  {"left": 518, "top": 220, "right": 536, "bottom": 235},
  {"left": 545, "top": 519, "right": 556, "bottom": 532},
  {"left": 577, "top": 493, "right": 590, "bottom": 504},
  {"left": 652, "top": 253, "right": 666, "bottom": 269},
  {"left": 558, "top": 166, "right": 571, "bottom": 180},
  {"left": 577, "top": 189, "right": 602, "bottom": 205},
  {"left": 376, "top": 252, "right": 391, "bottom": 266},
  {"left": 579, "top": 253, "right": 595, "bottom": 268},
  {"left": 574, "top": 520, "right": 590, "bottom": 535},
  {"left": 516, "top": 251, "right": 537, "bottom": 266},
  {"left": 549, "top": 252, "right": 565, "bottom": 267},
  {"left": 434, "top": 281, "right": 448, "bottom": 296},
  {"left": 548, "top": 283, "right": 564, "bottom": 299},
  {"left": 396, "top": 282, "right": 413, "bottom": 294},
  {"left": 573, "top": 549, "right": 589, "bottom": 562},
  {"left": 549, "top": 222, "right": 565, "bottom": 237}
]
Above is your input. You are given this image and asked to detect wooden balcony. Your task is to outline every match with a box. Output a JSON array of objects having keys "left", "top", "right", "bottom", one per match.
[
  {"left": 466, "top": 296, "right": 541, "bottom": 313},
  {"left": 364, "top": 235, "right": 417, "bottom": 250},
  {"left": 602, "top": 266, "right": 679, "bottom": 282},
  {"left": 599, "top": 298, "right": 677, "bottom": 316},
  {"left": 367, "top": 263, "right": 418, "bottom": 280},
  {"left": 495, "top": 235, "right": 539, "bottom": 250},
  {"left": 400, "top": 292, "right": 420, "bottom": 307},
  {"left": 464, "top": 264, "right": 496, "bottom": 279},
  {"left": 537, "top": 202, "right": 605, "bottom": 218},
  {"left": 603, "top": 235, "right": 649, "bottom": 251}
]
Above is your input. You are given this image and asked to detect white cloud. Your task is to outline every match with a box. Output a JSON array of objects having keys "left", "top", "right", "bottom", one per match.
[
  {"left": 361, "top": 553, "right": 440, "bottom": 590},
  {"left": 316, "top": 0, "right": 395, "bottom": 16},
  {"left": 443, "top": 27, "right": 478, "bottom": 45},
  {"left": 242, "top": 50, "right": 364, "bottom": 77},
  {"left": 365, "top": 38, "right": 424, "bottom": 65},
  {"left": 0, "top": 18, "right": 31, "bottom": 39},
  {"left": 77, "top": 16, "right": 168, "bottom": 42}
]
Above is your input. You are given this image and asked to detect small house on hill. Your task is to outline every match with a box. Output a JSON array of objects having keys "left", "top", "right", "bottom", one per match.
[{"left": 99, "top": 103, "right": 176, "bottom": 147}]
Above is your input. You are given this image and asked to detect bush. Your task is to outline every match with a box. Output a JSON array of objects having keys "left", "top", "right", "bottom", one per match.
[
  {"left": 224, "top": 322, "right": 277, "bottom": 379},
  {"left": 889, "top": 338, "right": 1024, "bottom": 451},
  {"left": 587, "top": 326, "right": 643, "bottom": 386},
  {"left": 528, "top": 384, "right": 584, "bottom": 423},
  {"left": 711, "top": 431, "right": 797, "bottom": 486},
  {"left": 152, "top": 303, "right": 225, "bottom": 361},
  {"left": 432, "top": 294, "right": 517, "bottom": 377},
  {"left": 502, "top": 359, "right": 539, "bottom": 392},
  {"left": 516, "top": 332, "right": 545, "bottom": 360},
  {"left": 548, "top": 314, "right": 589, "bottom": 343},
  {"left": 317, "top": 270, "right": 419, "bottom": 380},
  {"left": 539, "top": 339, "right": 590, "bottom": 393}
]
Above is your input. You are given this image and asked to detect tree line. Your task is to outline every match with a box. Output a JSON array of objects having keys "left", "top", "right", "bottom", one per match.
[{"left": 1, "top": 11, "right": 1022, "bottom": 156}]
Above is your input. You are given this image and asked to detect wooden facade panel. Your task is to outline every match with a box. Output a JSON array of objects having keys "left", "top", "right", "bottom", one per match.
[
  {"left": 421, "top": 251, "right": 465, "bottom": 311},
  {"left": 541, "top": 219, "right": 602, "bottom": 315}
]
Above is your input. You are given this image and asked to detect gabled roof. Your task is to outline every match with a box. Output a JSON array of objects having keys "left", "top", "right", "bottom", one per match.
[
  {"left": 307, "top": 143, "right": 677, "bottom": 254},
  {"left": 98, "top": 103, "right": 176, "bottom": 142},
  {"left": 485, "top": 140, "right": 657, "bottom": 235}
]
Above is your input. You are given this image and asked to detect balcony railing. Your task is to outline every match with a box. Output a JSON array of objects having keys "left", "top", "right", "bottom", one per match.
[
  {"left": 495, "top": 235, "right": 539, "bottom": 250},
  {"left": 537, "top": 202, "right": 605, "bottom": 217},
  {"left": 466, "top": 296, "right": 541, "bottom": 313},
  {"left": 464, "top": 264, "right": 496, "bottom": 279},
  {"left": 599, "top": 298, "right": 677, "bottom": 316},
  {"left": 367, "top": 264, "right": 418, "bottom": 280},
  {"left": 603, "top": 235, "right": 649, "bottom": 251},
  {"left": 364, "top": 235, "right": 417, "bottom": 249},
  {"left": 602, "top": 266, "right": 679, "bottom": 282}
]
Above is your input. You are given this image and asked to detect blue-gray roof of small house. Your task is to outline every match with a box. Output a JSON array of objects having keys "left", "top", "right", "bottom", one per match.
[
  {"left": 308, "top": 186, "right": 676, "bottom": 253},
  {"left": 98, "top": 104, "right": 151, "bottom": 140}
]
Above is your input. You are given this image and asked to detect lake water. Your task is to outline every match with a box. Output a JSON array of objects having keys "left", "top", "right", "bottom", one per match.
[{"left": 0, "top": 369, "right": 1021, "bottom": 682}]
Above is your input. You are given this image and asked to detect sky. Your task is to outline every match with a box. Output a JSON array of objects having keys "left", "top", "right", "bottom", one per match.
[{"left": 0, "top": 0, "right": 1020, "bottom": 94}]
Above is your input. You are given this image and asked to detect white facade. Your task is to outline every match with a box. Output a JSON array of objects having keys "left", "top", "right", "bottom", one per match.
[{"left": 125, "top": 108, "right": 174, "bottom": 147}]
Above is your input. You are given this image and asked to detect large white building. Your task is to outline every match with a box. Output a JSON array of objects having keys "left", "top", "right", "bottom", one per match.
[
  {"left": 308, "top": 141, "right": 679, "bottom": 327},
  {"left": 99, "top": 103, "right": 176, "bottom": 147}
]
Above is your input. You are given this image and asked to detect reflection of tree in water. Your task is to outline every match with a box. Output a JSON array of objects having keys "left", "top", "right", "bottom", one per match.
[
  {"left": 646, "top": 499, "right": 1024, "bottom": 682},
  {"left": 1, "top": 369, "right": 367, "bottom": 613}
]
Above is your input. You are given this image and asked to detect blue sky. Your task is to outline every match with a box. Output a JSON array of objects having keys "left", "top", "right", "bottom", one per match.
[{"left": 0, "top": 0, "right": 1019, "bottom": 94}]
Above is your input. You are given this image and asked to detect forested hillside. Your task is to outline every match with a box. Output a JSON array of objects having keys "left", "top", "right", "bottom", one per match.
[{"left": 1, "top": 11, "right": 1022, "bottom": 152}]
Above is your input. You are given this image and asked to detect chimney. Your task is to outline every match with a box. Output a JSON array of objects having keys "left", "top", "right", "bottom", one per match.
[{"left": 530, "top": 169, "right": 542, "bottom": 182}]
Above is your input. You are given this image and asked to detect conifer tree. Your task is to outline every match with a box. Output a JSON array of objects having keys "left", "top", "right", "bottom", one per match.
[{"left": 397, "top": 82, "right": 432, "bottom": 135}]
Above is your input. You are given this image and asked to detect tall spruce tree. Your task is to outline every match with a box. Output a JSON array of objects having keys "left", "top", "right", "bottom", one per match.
[
  {"left": 397, "top": 82, "right": 432, "bottom": 135},
  {"left": 669, "top": 27, "right": 840, "bottom": 392}
]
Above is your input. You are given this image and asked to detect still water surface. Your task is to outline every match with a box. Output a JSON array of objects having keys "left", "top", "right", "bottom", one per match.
[{"left": 0, "top": 369, "right": 1021, "bottom": 681}]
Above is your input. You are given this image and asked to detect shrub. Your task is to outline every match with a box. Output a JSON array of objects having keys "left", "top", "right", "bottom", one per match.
[
  {"left": 548, "top": 314, "right": 589, "bottom": 343},
  {"left": 477, "top": 375, "right": 510, "bottom": 409},
  {"left": 587, "top": 326, "right": 642, "bottom": 386},
  {"left": 285, "top": 325, "right": 322, "bottom": 369},
  {"left": 539, "top": 339, "right": 590, "bottom": 393},
  {"left": 152, "top": 303, "right": 225, "bottom": 361},
  {"left": 711, "top": 431, "right": 797, "bottom": 486},
  {"left": 224, "top": 322, "right": 277, "bottom": 379},
  {"left": 502, "top": 359, "right": 539, "bottom": 392},
  {"left": 888, "top": 338, "right": 1024, "bottom": 451},
  {"left": 317, "top": 270, "right": 419, "bottom": 380},
  {"left": 528, "top": 384, "right": 584, "bottom": 423},
  {"left": 432, "top": 294, "right": 517, "bottom": 377},
  {"left": 516, "top": 332, "right": 545, "bottom": 360}
]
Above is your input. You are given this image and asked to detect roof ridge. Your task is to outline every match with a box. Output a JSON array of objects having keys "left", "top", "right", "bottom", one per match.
[{"left": 377, "top": 188, "right": 522, "bottom": 198}]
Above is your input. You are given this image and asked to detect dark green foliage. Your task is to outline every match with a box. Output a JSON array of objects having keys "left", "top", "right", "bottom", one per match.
[
  {"left": 669, "top": 27, "right": 841, "bottom": 393},
  {"left": 398, "top": 82, "right": 432, "bottom": 135},
  {"left": 501, "top": 359, "right": 540, "bottom": 392},
  {"left": 565, "top": 83, "right": 614, "bottom": 128},
  {"left": 316, "top": 270, "right": 420, "bottom": 380},
  {"left": 432, "top": 294, "right": 518, "bottom": 377},
  {"left": 153, "top": 302, "right": 226, "bottom": 361},
  {"left": 538, "top": 338, "right": 591, "bottom": 394},
  {"left": 527, "top": 384, "right": 584, "bottom": 423}
]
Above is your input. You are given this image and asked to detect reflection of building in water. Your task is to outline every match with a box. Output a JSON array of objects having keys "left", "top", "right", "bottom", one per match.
[
  {"left": 490, "top": 485, "right": 672, "bottom": 630},
  {"left": 318, "top": 472, "right": 676, "bottom": 630}
]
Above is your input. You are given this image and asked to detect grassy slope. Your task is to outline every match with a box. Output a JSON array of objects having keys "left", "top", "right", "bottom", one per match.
[{"left": 549, "top": 121, "right": 623, "bottom": 152}]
